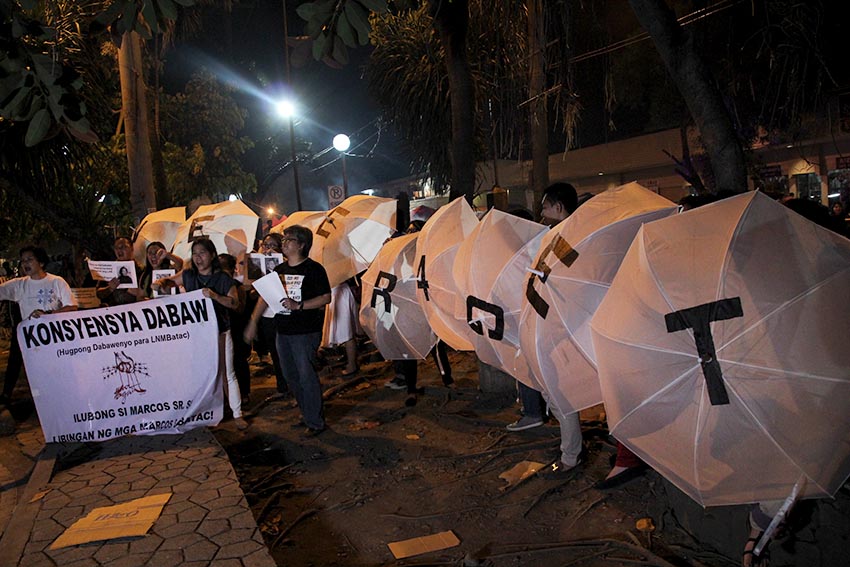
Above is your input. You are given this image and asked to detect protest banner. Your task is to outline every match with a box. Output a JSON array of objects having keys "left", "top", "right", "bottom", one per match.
[{"left": 18, "top": 290, "right": 222, "bottom": 442}]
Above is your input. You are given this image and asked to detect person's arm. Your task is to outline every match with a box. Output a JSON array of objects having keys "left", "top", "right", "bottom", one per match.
[
  {"left": 202, "top": 283, "right": 238, "bottom": 310},
  {"left": 151, "top": 269, "right": 185, "bottom": 294},
  {"left": 243, "top": 295, "right": 269, "bottom": 343},
  {"left": 281, "top": 293, "right": 331, "bottom": 312}
]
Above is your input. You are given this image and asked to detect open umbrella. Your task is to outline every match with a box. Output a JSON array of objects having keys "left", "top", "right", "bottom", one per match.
[
  {"left": 132, "top": 207, "right": 186, "bottom": 266},
  {"left": 516, "top": 182, "right": 677, "bottom": 414},
  {"left": 312, "top": 195, "right": 397, "bottom": 288},
  {"left": 270, "top": 210, "right": 327, "bottom": 262},
  {"left": 591, "top": 191, "right": 850, "bottom": 506},
  {"left": 360, "top": 233, "right": 436, "bottom": 359},
  {"left": 414, "top": 198, "right": 479, "bottom": 351},
  {"left": 172, "top": 200, "right": 259, "bottom": 260},
  {"left": 453, "top": 209, "right": 548, "bottom": 376}
]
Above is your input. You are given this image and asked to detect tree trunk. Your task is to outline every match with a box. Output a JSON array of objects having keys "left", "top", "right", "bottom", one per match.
[
  {"left": 118, "top": 30, "right": 156, "bottom": 222},
  {"left": 430, "top": 0, "right": 475, "bottom": 203},
  {"left": 150, "top": 35, "right": 170, "bottom": 209},
  {"left": 628, "top": 0, "right": 747, "bottom": 194},
  {"left": 528, "top": 0, "right": 549, "bottom": 208}
]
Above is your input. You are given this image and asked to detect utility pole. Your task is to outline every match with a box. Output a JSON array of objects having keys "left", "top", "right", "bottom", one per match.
[{"left": 282, "top": 0, "right": 303, "bottom": 211}]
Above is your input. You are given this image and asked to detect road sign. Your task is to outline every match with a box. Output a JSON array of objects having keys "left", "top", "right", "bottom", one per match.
[{"left": 328, "top": 185, "right": 345, "bottom": 209}]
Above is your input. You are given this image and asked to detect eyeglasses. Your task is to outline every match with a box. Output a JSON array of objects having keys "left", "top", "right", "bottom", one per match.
[{"left": 281, "top": 237, "right": 298, "bottom": 243}]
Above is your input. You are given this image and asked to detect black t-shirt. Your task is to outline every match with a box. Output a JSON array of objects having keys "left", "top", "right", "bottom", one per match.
[
  {"left": 273, "top": 258, "right": 331, "bottom": 335},
  {"left": 183, "top": 270, "right": 236, "bottom": 332}
]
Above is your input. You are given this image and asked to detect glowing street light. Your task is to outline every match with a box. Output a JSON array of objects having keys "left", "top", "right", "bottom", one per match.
[
  {"left": 333, "top": 134, "right": 351, "bottom": 197},
  {"left": 275, "top": 99, "right": 295, "bottom": 118}
]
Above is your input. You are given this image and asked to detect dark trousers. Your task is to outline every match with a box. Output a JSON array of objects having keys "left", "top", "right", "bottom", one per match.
[
  {"left": 230, "top": 311, "right": 251, "bottom": 397},
  {"left": 259, "top": 316, "right": 286, "bottom": 393},
  {"left": 397, "top": 341, "right": 453, "bottom": 394},
  {"left": 276, "top": 332, "right": 325, "bottom": 430},
  {"left": 518, "top": 382, "right": 545, "bottom": 419}
]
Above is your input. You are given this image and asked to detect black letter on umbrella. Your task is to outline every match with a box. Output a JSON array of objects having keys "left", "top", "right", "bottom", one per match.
[
  {"left": 188, "top": 215, "right": 215, "bottom": 242},
  {"left": 316, "top": 207, "right": 350, "bottom": 238},
  {"left": 466, "top": 296, "right": 505, "bottom": 340},
  {"left": 416, "top": 255, "right": 430, "bottom": 301},
  {"left": 371, "top": 271, "right": 397, "bottom": 312},
  {"left": 526, "top": 234, "right": 579, "bottom": 319},
  {"left": 664, "top": 297, "right": 743, "bottom": 406}
]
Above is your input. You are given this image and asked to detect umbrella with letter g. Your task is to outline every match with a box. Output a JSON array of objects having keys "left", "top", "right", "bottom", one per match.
[
  {"left": 172, "top": 200, "right": 259, "bottom": 260},
  {"left": 360, "top": 233, "right": 436, "bottom": 360},
  {"left": 590, "top": 191, "right": 850, "bottom": 506},
  {"left": 516, "top": 182, "right": 678, "bottom": 415}
]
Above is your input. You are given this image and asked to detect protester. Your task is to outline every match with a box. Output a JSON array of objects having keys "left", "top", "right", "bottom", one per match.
[
  {"left": 245, "top": 225, "right": 331, "bottom": 436},
  {"left": 154, "top": 238, "right": 248, "bottom": 430},
  {"left": 251, "top": 233, "right": 289, "bottom": 398},
  {"left": 139, "top": 241, "right": 184, "bottom": 298},
  {"left": 219, "top": 253, "right": 252, "bottom": 403},
  {"left": 506, "top": 183, "right": 584, "bottom": 475},
  {"left": 322, "top": 277, "right": 361, "bottom": 376},
  {"left": 96, "top": 236, "right": 145, "bottom": 306},
  {"left": 0, "top": 246, "right": 78, "bottom": 405}
]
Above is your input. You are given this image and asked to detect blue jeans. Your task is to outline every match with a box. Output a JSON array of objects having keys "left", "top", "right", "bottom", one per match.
[
  {"left": 519, "top": 382, "right": 545, "bottom": 419},
  {"left": 276, "top": 332, "right": 325, "bottom": 430}
]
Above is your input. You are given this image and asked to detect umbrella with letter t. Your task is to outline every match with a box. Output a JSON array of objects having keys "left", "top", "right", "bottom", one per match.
[
  {"left": 516, "top": 182, "right": 678, "bottom": 415},
  {"left": 590, "top": 191, "right": 850, "bottom": 506},
  {"left": 414, "top": 198, "right": 479, "bottom": 351},
  {"left": 172, "top": 200, "right": 259, "bottom": 261},
  {"left": 312, "top": 195, "right": 397, "bottom": 288},
  {"left": 270, "top": 210, "right": 327, "bottom": 262},
  {"left": 360, "top": 233, "right": 436, "bottom": 360},
  {"left": 453, "top": 209, "right": 548, "bottom": 379},
  {"left": 132, "top": 207, "right": 186, "bottom": 266}
]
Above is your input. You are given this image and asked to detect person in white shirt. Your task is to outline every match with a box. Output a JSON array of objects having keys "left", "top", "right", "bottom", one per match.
[{"left": 0, "top": 246, "right": 77, "bottom": 405}]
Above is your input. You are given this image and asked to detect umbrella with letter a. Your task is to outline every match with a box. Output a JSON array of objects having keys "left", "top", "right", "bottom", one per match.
[
  {"left": 453, "top": 209, "right": 548, "bottom": 378},
  {"left": 172, "top": 200, "right": 259, "bottom": 260},
  {"left": 414, "top": 198, "right": 479, "bottom": 351},
  {"left": 360, "top": 233, "right": 436, "bottom": 360},
  {"left": 132, "top": 207, "right": 186, "bottom": 266},
  {"left": 516, "top": 182, "right": 678, "bottom": 414},
  {"left": 590, "top": 191, "right": 850, "bottom": 506},
  {"left": 312, "top": 195, "right": 397, "bottom": 288}
]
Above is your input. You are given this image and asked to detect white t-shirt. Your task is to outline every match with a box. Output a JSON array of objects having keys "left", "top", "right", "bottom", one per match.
[{"left": 0, "top": 273, "right": 77, "bottom": 319}]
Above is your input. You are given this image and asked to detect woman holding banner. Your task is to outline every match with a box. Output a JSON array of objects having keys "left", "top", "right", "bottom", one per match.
[{"left": 154, "top": 238, "right": 248, "bottom": 430}]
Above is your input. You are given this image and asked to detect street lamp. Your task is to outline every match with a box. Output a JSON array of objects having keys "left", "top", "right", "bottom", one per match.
[
  {"left": 333, "top": 134, "right": 351, "bottom": 197},
  {"left": 275, "top": 98, "right": 303, "bottom": 211}
]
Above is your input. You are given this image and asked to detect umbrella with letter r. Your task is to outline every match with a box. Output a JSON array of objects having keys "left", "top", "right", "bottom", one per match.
[
  {"left": 590, "top": 191, "right": 850, "bottom": 507},
  {"left": 360, "top": 233, "right": 436, "bottom": 360}
]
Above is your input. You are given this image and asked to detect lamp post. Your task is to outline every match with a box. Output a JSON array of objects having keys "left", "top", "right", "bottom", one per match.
[
  {"left": 275, "top": 100, "right": 303, "bottom": 211},
  {"left": 280, "top": 0, "right": 303, "bottom": 211},
  {"left": 333, "top": 133, "right": 351, "bottom": 197}
]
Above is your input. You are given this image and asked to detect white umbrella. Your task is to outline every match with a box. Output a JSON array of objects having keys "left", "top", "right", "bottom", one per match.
[
  {"left": 360, "top": 233, "right": 436, "bottom": 359},
  {"left": 414, "top": 198, "right": 479, "bottom": 351},
  {"left": 270, "top": 210, "right": 327, "bottom": 262},
  {"left": 516, "top": 182, "right": 678, "bottom": 414},
  {"left": 132, "top": 207, "right": 186, "bottom": 265},
  {"left": 312, "top": 195, "right": 397, "bottom": 288},
  {"left": 591, "top": 191, "right": 850, "bottom": 506},
  {"left": 172, "top": 200, "right": 259, "bottom": 260},
  {"left": 453, "top": 209, "right": 548, "bottom": 377}
]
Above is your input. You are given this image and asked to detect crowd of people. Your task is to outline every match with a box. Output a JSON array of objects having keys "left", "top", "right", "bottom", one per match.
[{"left": 1, "top": 185, "right": 846, "bottom": 567}]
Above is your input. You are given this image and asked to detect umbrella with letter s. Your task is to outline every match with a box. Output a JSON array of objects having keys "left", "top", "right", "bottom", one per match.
[
  {"left": 453, "top": 209, "right": 548, "bottom": 378},
  {"left": 132, "top": 207, "right": 186, "bottom": 266},
  {"left": 360, "top": 233, "right": 436, "bottom": 360},
  {"left": 413, "top": 198, "right": 479, "bottom": 351},
  {"left": 172, "top": 200, "right": 259, "bottom": 260},
  {"left": 516, "top": 182, "right": 678, "bottom": 415},
  {"left": 590, "top": 191, "right": 850, "bottom": 506}
]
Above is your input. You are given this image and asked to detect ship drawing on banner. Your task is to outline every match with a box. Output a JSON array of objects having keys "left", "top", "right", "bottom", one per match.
[{"left": 102, "top": 351, "right": 150, "bottom": 403}]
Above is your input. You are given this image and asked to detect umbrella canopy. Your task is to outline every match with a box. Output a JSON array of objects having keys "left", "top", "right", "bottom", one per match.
[
  {"left": 172, "top": 200, "right": 259, "bottom": 261},
  {"left": 270, "top": 210, "right": 327, "bottom": 262},
  {"left": 453, "top": 209, "right": 548, "bottom": 376},
  {"left": 414, "top": 198, "right": 479, "bottom": 351},
  {"left": 591, "top": 191, "right": 850, "bottom": 506},
  {"left": 132, "top": 207, "right": 186, "bottom": 266},
  {"left": 313, "top": 195, "right": 397, "bottom": 288},
  {"left": 360, "top": 233, "right": 436, "bottom": 360},
  {"left": 516, "top": 182, "right": 678, "bottom": 414}
]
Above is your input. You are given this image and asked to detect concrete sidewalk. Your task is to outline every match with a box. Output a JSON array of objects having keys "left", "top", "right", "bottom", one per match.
[{"left": 0, "top": 425, "right": 276, "bottom": 567}]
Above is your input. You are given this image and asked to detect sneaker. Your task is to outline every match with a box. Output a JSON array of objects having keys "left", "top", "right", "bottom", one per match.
[
  {"left": 538, "top": 458, "right": 583, "bottom": 479},
  {"left": 505, "top": 415, "right": 544, "bottom": 432},
  {"left": 384, "top": 375, "right": 407, "bottom": 390}
]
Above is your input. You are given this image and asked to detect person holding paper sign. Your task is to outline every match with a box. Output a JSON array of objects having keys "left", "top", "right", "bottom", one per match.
[
  {"left": 96, "top": 236, "right": 144, "bottom": 306},
  {"left": 0, "top": 246, "right": 77, "bottom": 405},
  {"left": 245, "top": 225, "right": 331, "bottom": 436},
  {"left": 139, "top": 241, "right": 184, "bottom": 298},
  {"left": 154, "top": 238, "right": 248, "bottom": 430}
]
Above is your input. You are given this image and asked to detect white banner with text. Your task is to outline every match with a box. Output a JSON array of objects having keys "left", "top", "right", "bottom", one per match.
[{"left": 18, "top": 290, "right": 222, "bottom": 442}]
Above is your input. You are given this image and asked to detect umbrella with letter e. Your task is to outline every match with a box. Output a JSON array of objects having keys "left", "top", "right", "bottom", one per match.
[
  {"left": 312, "top": 195, "right": 397, "bottom": 288},
  {"left": 414, "top": 198, "right": 479, "bottom": 351},
  {"left": 172, "top": 200, "right": 259, "bottom": 260},
  {"left": 516, "top": 182, "right": 678, "bottom": 414},
  {"left": 453, "top": 209, "right": 548, "bottom": 378},
  {"left": 360, "top": 233, "right": 436, "bottom": 360},
  {"left": 590, "top": 191, "right": 850, "bottom": 507},
  {"left": 132, "top": 207, "right": 186, "bottom": 266}
]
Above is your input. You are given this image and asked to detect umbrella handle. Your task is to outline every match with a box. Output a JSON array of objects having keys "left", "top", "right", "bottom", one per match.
[{"left": 754, "top": 475, "right": 805, "bottom": 556}]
